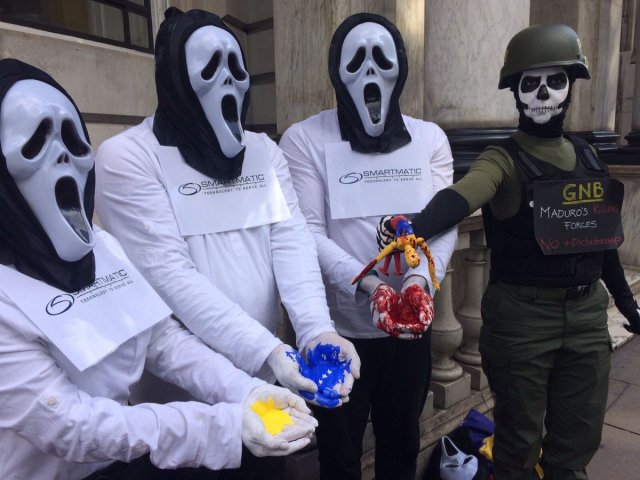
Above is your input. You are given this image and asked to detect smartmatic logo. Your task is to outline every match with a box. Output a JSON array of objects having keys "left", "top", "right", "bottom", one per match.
[
  {"left": 44, "top": 269, "right": 131, "bottom": 316},
  {"left": 178, "top": 174, "right": 267, "bottom": 196},
  {"left": 45, "top": 294, "right": 75, "bottom": 316},
  {"left": 178, "top": 183, "right": 202, "bottom": 196},
  {"left": 339, "top": 172, "right": 364, "bottom": 184},
  {"left": 338, "top": 168, "right": 422, "bottom": 185}
]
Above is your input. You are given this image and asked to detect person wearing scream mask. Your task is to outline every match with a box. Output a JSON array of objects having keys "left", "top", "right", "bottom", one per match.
[
  {"left": 378, "top": 24, "right": 640, "bottom": 480},
  {"left": 279, "top": 13, "right": 457, "bottom": 480},
  {"left": 0, "top": 59, "right": 317, "bottom": 480},
  {"left": 94, "top": 8, "right": 360, "bottom": 479}
]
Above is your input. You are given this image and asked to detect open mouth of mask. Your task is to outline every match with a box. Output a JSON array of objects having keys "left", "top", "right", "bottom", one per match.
[
  {"left": 364, "top": 83, "right": 382, "bottom": 124},
  {"left": 221, "top": 94, "right": 242, "bottom": 142},
  {"left": 55, "top": 175, "right": 91, "bottom": 243}
]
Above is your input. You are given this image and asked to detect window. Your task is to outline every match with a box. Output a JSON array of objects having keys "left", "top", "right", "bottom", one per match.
[{"left": 0, "top": 0, "right": 152, "bottom": 52}]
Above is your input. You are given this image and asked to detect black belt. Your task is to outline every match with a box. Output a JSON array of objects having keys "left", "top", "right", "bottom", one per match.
[{"left": 512, "top": 283, "right": 595, "bottom": 300}]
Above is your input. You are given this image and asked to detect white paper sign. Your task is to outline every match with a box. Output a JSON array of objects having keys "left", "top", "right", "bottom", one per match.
[
  {"left": 324, "top": 140, "right": 434, "bottom": 219},
  {"left": 158, "top": 145, "right": 291, "bottom": 236},
  {"left": 0, "top": 231, "right": 171, "bottom": 371}
]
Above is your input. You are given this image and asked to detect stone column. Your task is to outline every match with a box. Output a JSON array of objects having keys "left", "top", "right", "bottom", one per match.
[
  {"left": 423, "top": 0, "right": 529, "bottom": 172},
  {"left": 430, "top": 262, "right": 471, "bottom": 409},
  {"left": 423, "top": 0, "right": 529, "bottom": 129},
  {"left": 152, "top": 0, "right": 172, "bottom": 39},
  {"left": 531, "top": 0, "right": 624, "bottom": 149},
  {"left": 626, "top": 2, "right": 640, "bottom": 148},
  {"left": 273, "top": 0, "right": 425, "bottom": 133},
  {"left": 454, "top": 231, "right": 488, "bottom": 390}
]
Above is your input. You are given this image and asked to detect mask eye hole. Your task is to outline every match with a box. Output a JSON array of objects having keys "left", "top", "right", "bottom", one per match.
[
  {"left": 22, "top": 118, "right": 51, "bottom": 160},
  {"left": 201, "top": 50, "right": 222, "bottom": 80},
  {"left": 520, "top": 75, "right": 541, "bottom": 94},
  {"left": 346, "top": 47, "right": 366, "bottom": 73},
  {"left": 61, "top": 120, "right": 90, "bottom": 157},
  {"left": 228, "top": 52, "right": 247, "bottom": 81},
  {"left": 372, "top": 46, "right": 393, "bottom": 70},
  {"left": 547, "top": 72, "right": 568, "bottom": 90}
]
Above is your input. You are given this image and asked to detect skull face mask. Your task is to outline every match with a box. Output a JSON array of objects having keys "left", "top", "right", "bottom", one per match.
[
  {"left": 339, "top": 22, "right": 399, "bottom": 138},
  {"left": 518, "top": 67, "right": 569, "bottom": 125},
  {"left": 185, "top": 25, "right": 249, "bottom": 158},
  {"left": 0, "top": 80, "right": 94, "bottom": 262}
]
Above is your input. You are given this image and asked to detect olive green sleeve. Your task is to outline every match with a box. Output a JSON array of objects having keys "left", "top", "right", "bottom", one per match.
[
  {"left": 449, "top": 147, "right": 513, "bottom": 213},
  {"left": 409, "top": 147, "right": 515, "bottom": 240}
]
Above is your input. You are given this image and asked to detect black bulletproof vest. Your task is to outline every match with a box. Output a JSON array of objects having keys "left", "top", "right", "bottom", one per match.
[{"left": 483, "top": 136, "right": 608, "bottom": 287}]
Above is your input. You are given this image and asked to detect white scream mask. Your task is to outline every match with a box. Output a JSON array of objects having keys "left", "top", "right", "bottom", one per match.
[
  {"left": 0, "top": 80, "right": 95, "bottom": 262},
  {"left": 185, "top": 25, "right": 250, "bottom": 158},
  {"left": 440, "top": 436, "right": 479, "bottom": 480},
  {"left": 339, "top": 22, "right": 399, "bottom": 137},
  {"left": 518, "top": 67, "right": 569, "bottom": 124}
]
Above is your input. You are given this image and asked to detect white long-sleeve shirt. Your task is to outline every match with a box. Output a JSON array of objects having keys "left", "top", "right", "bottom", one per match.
[
  {"left": 280, "top": 110, "right": 457, "bottom": 338},
  {"left": 94, "top": 118, "right": 335, "bottom": 378},
  {"left": 0, "top": 250, "right": 264, "bottom": 479}
]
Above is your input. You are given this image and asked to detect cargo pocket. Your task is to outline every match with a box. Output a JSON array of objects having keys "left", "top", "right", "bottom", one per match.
[
  {"left": 479, "top": 327, "right": 513, "bottom": 397},
  {"left": 480, "top": 284, "right": 505, "bottom": 329}
]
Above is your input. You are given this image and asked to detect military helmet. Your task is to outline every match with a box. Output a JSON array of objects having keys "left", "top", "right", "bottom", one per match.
[{"left": 499, "top": 24, "right": 590, "bottom": 89}]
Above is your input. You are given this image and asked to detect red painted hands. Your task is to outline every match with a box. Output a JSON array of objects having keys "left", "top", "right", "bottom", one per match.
[
  {"left": 401, "top": 284, "right": 435, "bottom": 330},
  {"left": 370, "top": 283, "right": 399, "bottom": 336},
  {"left": 370, "top": 283, "right": 434, "bottom": 340}
]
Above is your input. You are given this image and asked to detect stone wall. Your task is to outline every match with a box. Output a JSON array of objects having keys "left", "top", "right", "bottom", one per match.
[{"left": 0, "top": 21, "right": 155, "bottom": 149}]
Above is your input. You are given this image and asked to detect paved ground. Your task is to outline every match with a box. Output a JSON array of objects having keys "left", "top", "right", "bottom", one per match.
[{"left": 588, "top": 333, "right": 640, "bottom": 479}]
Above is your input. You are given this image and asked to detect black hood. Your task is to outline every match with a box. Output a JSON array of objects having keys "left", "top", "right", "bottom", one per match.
[
  {"left": 0, "top": 59, "right": 95, "bottom": 292},
  {"left": 328, "top": 13, "right": 411, "bottom": 154},
  {"left": 153, "top": 7, "right": 250, "bottom": 180}
]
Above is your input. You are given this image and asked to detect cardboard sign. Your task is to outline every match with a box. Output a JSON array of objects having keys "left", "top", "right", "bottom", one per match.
[
  {"left": 158, "top": 145, "right": 291, "bottom": 236},
  {"left": 324, "top": 140, "right": 433, "bottom": 219},
  {"left": 0, "top": 231, "right": 170, "bottom": 371},
  {"left": 533, "top": 177, "right": 624, "bottom": 255}
]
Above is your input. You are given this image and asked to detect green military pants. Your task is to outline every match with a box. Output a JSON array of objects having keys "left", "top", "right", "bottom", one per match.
[{"left": 479, "top": 281, "right": 611, "bottom": 480}]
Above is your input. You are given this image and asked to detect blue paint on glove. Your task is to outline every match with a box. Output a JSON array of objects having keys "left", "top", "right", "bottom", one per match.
[{"left": 287, "top": 344, "right": 351, "bottom": 408}]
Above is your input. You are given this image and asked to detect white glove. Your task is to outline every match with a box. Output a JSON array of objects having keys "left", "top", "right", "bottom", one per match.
[
  {"left": 402, "top": 274, "right": 429, "bottom": 295},
  {"left": 267, "top": 343, "right": 318, "bottom": 394},
  {"left": 357, "top": 272, "right": 385, "bottom": 297},
  {"left": 303, "top": 331, "right": 361, "bottom": 405},
  {"left": 242, "top": 384, "right": 317, "bottom": 457}
]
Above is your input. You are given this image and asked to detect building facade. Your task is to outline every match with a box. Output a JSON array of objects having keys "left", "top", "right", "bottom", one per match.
[
  {"left": 2, "top": 1, "right": 638, "bottom": 155},
  {"left": 1, "top": 1, "right": 639, "bottom": 478}
]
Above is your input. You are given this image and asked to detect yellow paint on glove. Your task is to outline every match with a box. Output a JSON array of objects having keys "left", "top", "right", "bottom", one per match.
[{"left": 250, "top": 397, "right": 294, "bottom": 435}]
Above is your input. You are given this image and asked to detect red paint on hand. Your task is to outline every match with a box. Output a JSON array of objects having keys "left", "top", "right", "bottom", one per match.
[
  {"left": 401, "top": 284, "right": 434, "bottom": 329},
  {"left": 370, "top": 284, "right": 433, "bottom": 340}
]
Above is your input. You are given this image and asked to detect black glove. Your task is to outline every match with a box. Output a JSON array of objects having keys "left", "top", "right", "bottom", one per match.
[
  {"left": 616, "top": 298, "right": 640, "bottom": 334},
  {"left": 410, "top": 188, "right": 469, "bottom": 241}
]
